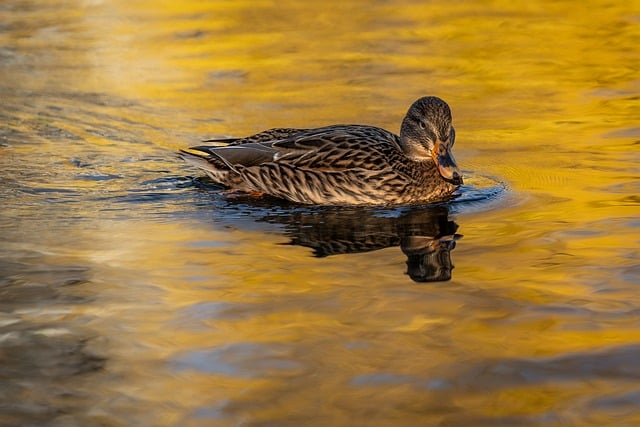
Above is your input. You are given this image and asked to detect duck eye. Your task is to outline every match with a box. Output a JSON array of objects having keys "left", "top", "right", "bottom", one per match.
[{"left": 419, "top": 121, "right": 426, "bottom": 130}]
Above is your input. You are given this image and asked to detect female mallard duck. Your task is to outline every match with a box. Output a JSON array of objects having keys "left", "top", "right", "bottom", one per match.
[{"left": 180, "top": 96, "right": 462, "bottom": 205}]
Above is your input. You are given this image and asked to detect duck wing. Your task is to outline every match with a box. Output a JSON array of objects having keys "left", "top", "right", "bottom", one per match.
[
  {"left": 186, "top": 125, "right": 402, "bottom": 172},
  {"left": 271, "top": 125, "right": 404, "bottom": 169},
  {"left": 182, "top": 124, "right": 410, "bottom": 204},
  {"left": 202, "top": 128, "right": 306, "bottom": 145},
  {"left": 182, "top": 128, "right": 309, "bottom": 173},
  {"left": 236, "top": 125, "right": 410, "bottom": 204},
  {"left": 184, "top": 142, "right": 278, "bottom": 171}
]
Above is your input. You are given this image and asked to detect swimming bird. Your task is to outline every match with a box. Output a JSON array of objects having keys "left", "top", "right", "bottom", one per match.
[{"left": 179, "top": 96, "right": 462, "bottom": 205}]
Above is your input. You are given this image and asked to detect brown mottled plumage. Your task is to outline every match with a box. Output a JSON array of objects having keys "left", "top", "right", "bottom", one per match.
[{"left": 179, "top": 96, "right": 463, "bottom": 205}]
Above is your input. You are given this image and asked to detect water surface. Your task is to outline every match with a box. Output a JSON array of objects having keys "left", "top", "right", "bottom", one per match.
[{"left": 1, "top": 1, "right": 639, "bottom": 425}]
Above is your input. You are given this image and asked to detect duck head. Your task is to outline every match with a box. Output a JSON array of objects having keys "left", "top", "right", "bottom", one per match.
[{"left": 400, "top": 96, "right": 463, "bottom": 186}]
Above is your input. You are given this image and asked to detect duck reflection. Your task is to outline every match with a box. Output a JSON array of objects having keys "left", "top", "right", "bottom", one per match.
[{"left": 258, "top": 205, "right": 461, "bottom": 283}]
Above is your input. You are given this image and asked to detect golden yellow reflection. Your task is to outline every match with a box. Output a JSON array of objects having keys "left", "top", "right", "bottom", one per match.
[{"left": 1, "top": 0, "right": 639, "bottom": 425}]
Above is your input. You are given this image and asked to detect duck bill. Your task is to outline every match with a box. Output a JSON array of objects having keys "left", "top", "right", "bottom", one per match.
[{"left": 432, "top": 140, "right": 463, "bottom": 185}]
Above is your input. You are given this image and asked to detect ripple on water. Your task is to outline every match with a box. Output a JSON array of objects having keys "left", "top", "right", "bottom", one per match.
[
  {"left": 448, "top": 172, "right": 509, "bottom": 215},
  {"left": 170, "top": 342, "right": 308, "bottom": 378},
  {"left": 0, "top": 250, "right": 105, "bottom": 426},
  {"left": 91, "top": 175, "right": 196, "bottom": 210}
]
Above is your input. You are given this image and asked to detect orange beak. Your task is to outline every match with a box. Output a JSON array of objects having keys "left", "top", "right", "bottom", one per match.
[{"left": 431, "top": 139, "right": 463, "bottom": 185}]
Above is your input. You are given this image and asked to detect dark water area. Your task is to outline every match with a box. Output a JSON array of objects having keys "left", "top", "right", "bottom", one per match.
[{"left": 1, "top": 0, "right": 639, "bottom": 426}]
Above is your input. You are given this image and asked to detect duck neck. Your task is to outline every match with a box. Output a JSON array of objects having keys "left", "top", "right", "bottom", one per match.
[{"left": 399, "top": 119, "right": 431, "bottom": 161}]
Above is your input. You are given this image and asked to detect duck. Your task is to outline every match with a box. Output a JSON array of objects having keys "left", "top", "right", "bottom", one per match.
[{"left": 179, "top": 96, "right": 463, "bottom": 205}]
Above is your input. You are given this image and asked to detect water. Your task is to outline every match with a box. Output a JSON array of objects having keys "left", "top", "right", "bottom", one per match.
[{"left": 1, "top": 0, "right": 639, "bottom": 425}]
